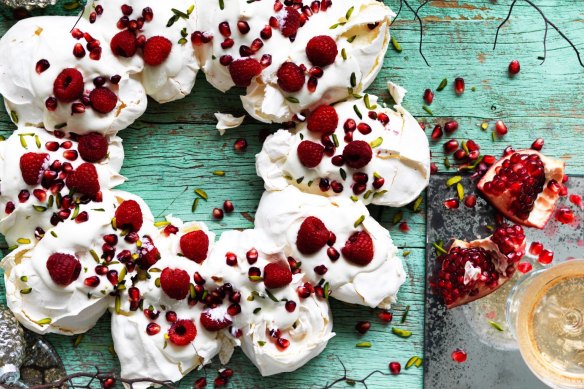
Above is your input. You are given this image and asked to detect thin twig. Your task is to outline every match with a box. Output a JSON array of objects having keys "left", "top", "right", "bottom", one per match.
[
  {"left": 320, "top": 357, "right": 391, "bottom": 389},
  {"left": 402, "top": 0, "right": 430, "bottom": 66},
  {"left": 30, "top": 370, "right": 178, "bottom": 389},
  {"left": 493, "top": 0, "right": 583, "bottom": 67}
]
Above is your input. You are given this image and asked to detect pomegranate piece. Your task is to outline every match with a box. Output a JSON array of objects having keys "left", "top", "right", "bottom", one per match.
[
  {"left": 477, "top": 149, "right": 565, "bottom": 229},
  {"left": 454, "top": 77, "right": 464, "bottom": 95},
  {"left": 451, "top": 349, "right": 467, "bottom": 363},
  {"left": 432, "top": 224, "right": 526, "bottom": 308}
]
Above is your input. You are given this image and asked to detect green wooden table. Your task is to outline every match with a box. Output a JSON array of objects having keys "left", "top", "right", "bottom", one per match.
[{"left": 0, "top": 1, "right": 582, "bottom": 387}]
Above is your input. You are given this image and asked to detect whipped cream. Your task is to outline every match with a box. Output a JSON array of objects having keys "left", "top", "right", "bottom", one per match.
[
  {"left": 0, "top": 126, "right": 125, "bottom": 246},
  {"left": 256, "top": 95, "right": 430, "bottom": 207},
  {"left": 255, "top": 186, "right": 405, "bottom": 308},
  {"left": 195, "top": 0, "right": 393, "bottom": 123},
  {"left": 201, "top": 229, "right": 334, "bottom": 376},
  {"left": 215, "top": 112, "right": 245, "bottom": 135},
  {"left": 84, "top": 0, "right": 199, "bottom": 103},
  {"left": 0, "top": 16, "right": 147, "bottom": 135},
  {"left": 112, "top": 218, "right": 222, "bottom": 388}
]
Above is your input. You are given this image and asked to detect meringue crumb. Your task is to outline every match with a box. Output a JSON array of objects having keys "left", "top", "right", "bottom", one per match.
[{"left": 214, "top": 113, "right": 245, "bottom": 135}]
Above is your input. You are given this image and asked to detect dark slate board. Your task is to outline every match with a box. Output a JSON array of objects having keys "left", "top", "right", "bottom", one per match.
[{"left": 424, "top": 173, "right": 584, "bottom": 389}]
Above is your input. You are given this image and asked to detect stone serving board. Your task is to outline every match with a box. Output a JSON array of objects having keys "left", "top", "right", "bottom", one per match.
[{"left": 424, "top": 173, "right": 584, "bottom": 389}]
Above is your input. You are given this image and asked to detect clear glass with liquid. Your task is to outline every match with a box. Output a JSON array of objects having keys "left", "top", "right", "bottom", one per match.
[{"left": 507, "top": 260, "right": 584, "bottom": 388}]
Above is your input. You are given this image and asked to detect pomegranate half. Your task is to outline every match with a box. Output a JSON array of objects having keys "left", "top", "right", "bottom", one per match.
[
  {"left": 477, "top": 149, "right": 565, "bottom": 229},
  {"left": 432, "top": 224, "right": 526, "bottom": 309}
]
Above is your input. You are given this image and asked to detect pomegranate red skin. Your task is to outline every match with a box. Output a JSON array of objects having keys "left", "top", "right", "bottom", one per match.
[{"left": 477, "top": 149, "right": 565, "bottom": 229}]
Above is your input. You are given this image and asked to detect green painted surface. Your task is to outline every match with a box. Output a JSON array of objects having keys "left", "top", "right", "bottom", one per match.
[{"left": 0, "top": 0, "right": 582, "bottom": 387}]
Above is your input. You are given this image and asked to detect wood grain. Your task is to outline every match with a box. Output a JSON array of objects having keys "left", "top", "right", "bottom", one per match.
[{"left": 1, "top": 0, "right": 583, "bottom": 387}]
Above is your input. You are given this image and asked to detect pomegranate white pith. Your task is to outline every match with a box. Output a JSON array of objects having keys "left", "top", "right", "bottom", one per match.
[
  {"left": 433, "top": 224, "right": 526, "bottom": 309},
  {"left": 477, "top": 149, "right": 565, "bottom": 229}
]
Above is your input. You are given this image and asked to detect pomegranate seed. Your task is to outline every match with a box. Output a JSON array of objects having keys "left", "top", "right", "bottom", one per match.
[
  {"left": 227, "top": 303, "right": 241, "bottom": 316},
  {"left": 121, "top": 4, "right": 133, "bottom": 15},
  {"left": 234, "top": 138, "right": 247, "bottom": 151},
  {"left": 71, "top": 28, "right": 83, "bottom": 39},
  {"left": 430, "top": 163, "right": 438, "bottom": 174},
  {"left": 307, "top": 77, "right": 318, "bottom": 93},
  {"left": 443, "top": 120, "right": 458, "bottom": 134},
  {"left": 431, "top": 125, "right": 443, "bottom": 140},
  {"left": 285, "top": 300, "right": 297, "bottom": 312},
  {"left": 331, "top": 155, "right": 344, "bottom": 166},
  {"left": 75, "top": 211, "right": 88, "bottom": 223},
  {"left": 297, "top": 285, "right": 311, "bottom": 298},
  {"left": 261, "top": 25, "right": 272, "bottom": 39},
  {"left": 223, "top": 200, "right": 234, "bottom": 213},
  {"left": 237, "top": 21, "right": 250, "bottom": 34},
  {"left": 344, "top": 119, "right": 356, "bottom": 132},
  {"left": 357, "top": 123, "right": 372, "bottom": 135},
  {"left": 225, "top": 252, "right": 237, "bottom": 266},
  {"left": 248, "top": 267, "right": 261, "bottom": 278},
  {"left": 71, "top": 103, "right": 86, "bottom": 114},
  {"left": 195, "top": 377, "right": 207, "bottom": 389},
  {"left": 260, "top": 54, "right": 272, "bottom": 67},
  {"left": 559, "top": 185, "right": 568, "bottom": 197},
  {"left": 314, "top": 265, "right": 328, "bottom": 275},
  {"left": 423, "top": 88, "right": 434, "bottom": 105},
  {"left": 5, "top": 201, "right": 15, "bottom": 214},
  {"left": 451, "top": 349, "right": 467, "bottom": 363},
  {"left": 508, "top": 60, "right": 520, "bottom": 75},
  {"left": 73, "top": 43, "right": 86, "bottom": 58},
  {"left": 538, "top": 249, "right": 554, "bottom": 264},
  {"left": 443, "top": 139, "right": 459, "bottom": 154},
  {"left": 166, "top": 311, "right": 177, "bottom": 323},
  {"left": 63, "top": 150, "right": 78, "bottom": 161},
  {"left": 443, "top": 198, "right": 459, "bottom": 209},
  {"left": 378, "top": 113, "right": 390, "bottom": 125},
  {"left": 35, "top": 59, "right": 50, "bottom": 74},
  {"left": 45, "top": 97, "right": 58, "bottom": 111},
  {"left": 219, "top": 55, "right": 233, "bottom": 66},
  {"left": 221, "top": 38, "right": 234, "bottom": 49},
  {"left": 110, "top": 75, "right": 121, "bottom": 84},
  {"left": 483, "top": 155, "right": 496, "bottom": 165},
  {"left": 495, "top": 120, "right": 508, "bottom": 136},
  {"left": 102, "top": 378, "right": 115, "bottom": 389},
  {"left": 142, "top": 7, "right": 153, "bottom": 21},
  {"left": 250, "top": 38, "right": 263, "bottom": 52},
  {"left": 84, "top": 276, "right": 100, "bottom": 287},
  {"left": 378, "top": 310, "right": 393, "bottom": 322},
  {"left": 556, "top": 207, "right": 575, "bottom": 224},
  {"left": 569, "top": 194, "right": 583, "bottom": 209},
  {"left": 319, "top": 178, "right": 330, "bottom": 192},
  {"left": 219, "top": 21, "right": 231, "bottom": 37},
  {"left": 466, "top": 139, "right": 480, "bottom": 152},
  {"left": 518, "top": 262, "right": 532, "bottom": 273},
  {"left": 453, "top": 149, "right": 467, "bottom": 160},
  {"left": 327, "top": 247, "right": 340, "bottom": 261},
  {"left": 276, "top": 337, "right": 290, "bottom": 350},
  {"left": 531, "top": 138, "right": 544, "bottom": 151},
  {"left": 355, "top": 321, "right": 371, "bottom": 334},
  {"left": 373, "top": 177, "right": 385, "bottom": 189},
  {"left": 454, "top": 77, "right": 465, "bottom": 95},
  {"left": 547, "top": 179, "right": 561, "bottom": 194},
  {"left": 503, "top": 146, "right": 515, "bottom": 157},
  {"left": 18, "top": 189, "right": 30, "bottom": 203},
  {"left": 563, "top": 174, "right": 569, "bottom": 183},
  {"left": 213, "top": 208, "right": 224, "bottom": 220},
  {"left": 389, "top": 362, "right": 401, "bottom": 375},
  {"left": 399, "top": 221, "right": 410, "bottom": 233},
  {"left": 463, "top": 194, "right": 477, "bottom": 208},
  {"left": 146, "top": 322, "right": 161, "bottom": 336},
  {"left": 214, "top": 377, "right": 227, "bottom": 387},
  {"left": 219, "top": 369, "right": 233, "bottom": 379}
]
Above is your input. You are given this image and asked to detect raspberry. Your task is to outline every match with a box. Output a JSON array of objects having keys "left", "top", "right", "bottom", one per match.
[
  {"left": 306, "top": 35, "right": 338, "bottom": 67},
  {"left": 19, "top": 152, "right": 49, "bottom": 185},
  {"left": 78, "top": 133, "right": 108, "bottom": 162},
  {"left": 143, "top": 36, "right": 172, "bottom": 66},
  {"left": 281, "top": 7, "right": 301, "bottom": 38},
  {"left": 307, "top": 105, "right": 338, "bottom": 135},
  {"left": 110, "top": 30, "right": 137, "bottom": 57},
  {"left": 200, "top": 308, "right": 233, "bottom": 331},
  {"left": 160, "top": 267, "right": 190, "bottom": 300},
  {"left": 277, "top": 62, "right": 305, "bottom": 93},
  {"left": 168, "top": 319, "right": 197, "bottom": 346},
  {"left": 341, "top": 231, "right": 374, "bottom": 266},
  {"left": 115, "top": 200, "right": 143, "bottom": 232},
  {"left": 342, "top": 140, "right": 372, "bottom": 169},
  {"left": 46, "top": 253, "right": 81, "bottom": 286},
  {"left": 263, "top": 262, "right": 293, "bottom": 289},
  {"left": 296, "top": 216, "right": 329, "bottom": 255},
  {"left": 297, "top": 140, "right": 324, "bottom": 168},
  {"left": 179, "top": 230, "right": 209, "bottom": 263},
  {"left": 53, "top": 68, "right": 84, "bottom": 102},
  {"left": 89, "top": 87, "right": 118, "bottom": 114},
  {"left": 229, "top": 58, "right": 262, "bottom": 87},
  {"left": 65, "top": 163, "right": 100, "bottom": 196}
]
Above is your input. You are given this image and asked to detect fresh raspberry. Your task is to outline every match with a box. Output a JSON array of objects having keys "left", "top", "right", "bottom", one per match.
[
  {"left": 46, "top": 253, "right": 81, "bottom": 286},
  {"left": 180, "top": 230, "right": 209, "bottom": 263},
  {"left": 343, "top": 140, "right": 372, "bottom": 169},
  {"left": 200, "top": 308, "right": 233, "bottom": 331},
  {"left": 53, "top": 68, "right": 84, "bottom": 102},
  {"left": 160, "top": 267, "right": 190, "bottom": 300},
  {"left": 89, "top": 87, "right": 117, "bottom": 114},
  {"left": 228, "top": 58, "right": 262, "bottom": 87},
  {"left": 277, "top": 62, "right": 305, "bottom": 93},
  {"left": 20, "top": 152, "right": 49, "bottom": 185},
  {"left": 281, "top": 6, "right": 301, "bottom": 38},
  {"left": 306, "top": 35, "right": 338, "bottom": 67},
  {"left": 115, "top": 200, "right": 143, "bottom": 232},
  {"left": 136, "top": 236, "right": 160, "bottom": 270},
  {"left": 168, "top": 319, "right": 197, "bottom": 346},
  {"left": 263, "top": 262, "right": 293, "bottom": 289},
  {"left": 65, "top": 163, "right": 100, "bottom": 196},
  {"left": 78, "top": 133, "right": 108, "bottom": 162},
  {"left": 297, "top": 140, "right": 324, "bottom": 168},
  {"left": 307, "top": 105, "right": 338, "bottom": 135},
  {"left": 341, "top": 231, "right": 374, "bottom": 266},
  {"left": 296, "top": 216, "right": 329, "bottom": 254},
  {"left": 143, "top": 36, "right": 172, "bottom": 66},
  {"left": 110, "top": 30, "right": 137, "bottom": 57}
]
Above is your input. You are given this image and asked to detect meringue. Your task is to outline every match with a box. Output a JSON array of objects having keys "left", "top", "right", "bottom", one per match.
[
  {"left": 201, "top": 229, "right": 334, "bottom": 376},
  {"left": 195, "top": 0, "right": 393, "bottom": 123},
  {"left": 0, "top": 126, "right": 124, "bottom": 246},
  {"left": 255, "top": 186, "right": 405, "bottom": 308},
  {"left": 215, "top": 112, "right": 245, "bottom": 135},
  {"left": 84, "top": 0, "right": 199, "bottom": 103},
  {"left": 0, "top": 16, "right": 147, "bottom": 135},
  {"left": 256, "top": 95, "right": 430, "bottom": 207}
]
